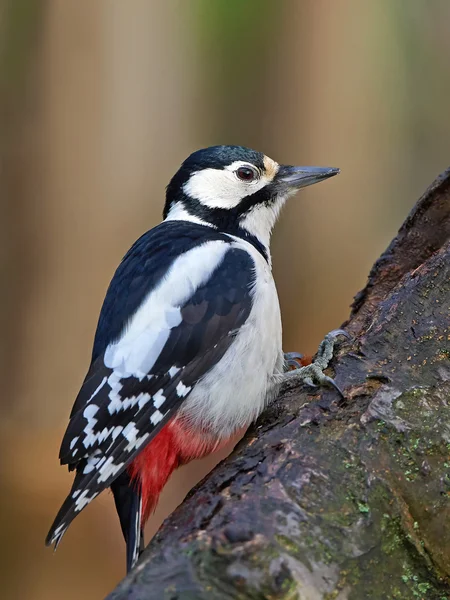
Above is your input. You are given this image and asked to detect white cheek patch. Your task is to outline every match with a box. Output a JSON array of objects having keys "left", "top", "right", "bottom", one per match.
[{"left": 183, "top": 161, "right": 276, "bottom": 210}]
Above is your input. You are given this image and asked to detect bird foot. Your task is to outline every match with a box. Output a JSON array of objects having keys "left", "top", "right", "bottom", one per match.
[
  {"left": 281, "top": 329, "right": 350, "bottom": 398},
  {"left": 283, "top": 351, "right": 304, "bottom": 370}
]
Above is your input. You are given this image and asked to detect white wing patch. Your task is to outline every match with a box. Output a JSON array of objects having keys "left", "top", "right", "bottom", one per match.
[{"left": 104, "top": 240, "right": 229, "bottom": 379}]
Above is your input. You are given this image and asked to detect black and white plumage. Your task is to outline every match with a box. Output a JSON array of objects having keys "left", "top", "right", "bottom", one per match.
[{"left": 46, "top": 145, "right": 339, "bottom": 572}]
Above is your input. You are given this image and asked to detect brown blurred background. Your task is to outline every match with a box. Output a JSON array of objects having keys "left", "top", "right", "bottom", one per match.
[{"left": 1, "top": 1, "right": 450, "bottom": 598}]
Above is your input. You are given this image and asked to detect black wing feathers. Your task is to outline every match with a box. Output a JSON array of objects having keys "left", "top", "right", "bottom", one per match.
[
  {"left": 60, "top": 246, "right": 253, "bottom": 466},
  {"left": 92, "top": 221, "right": 241, "bottom": 360},
  {"left": 47, "top": 223, "right": 254, "bottom": 546}
]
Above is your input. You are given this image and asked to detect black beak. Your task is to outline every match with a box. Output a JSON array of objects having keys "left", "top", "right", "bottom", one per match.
[{"left": 277, "top": 165, "right": 340, "bottom": 190}]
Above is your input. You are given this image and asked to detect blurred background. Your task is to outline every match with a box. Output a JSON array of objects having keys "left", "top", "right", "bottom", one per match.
[{"left": 1, "top": 1, "right": 450, "bottom": 598}]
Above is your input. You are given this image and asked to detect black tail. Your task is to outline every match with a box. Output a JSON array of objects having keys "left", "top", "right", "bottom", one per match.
[{"left": 111, "top": 471, "right": 144, "bottom": 572}]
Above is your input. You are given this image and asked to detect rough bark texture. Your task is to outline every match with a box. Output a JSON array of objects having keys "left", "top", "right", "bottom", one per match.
[{"left": 107, "top": 170, "right": 450, "bottom": 600}]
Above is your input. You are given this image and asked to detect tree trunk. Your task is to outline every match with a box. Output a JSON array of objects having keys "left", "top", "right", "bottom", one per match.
[{"left": 107, "top": 169, "right": 450, "bottom": 600}]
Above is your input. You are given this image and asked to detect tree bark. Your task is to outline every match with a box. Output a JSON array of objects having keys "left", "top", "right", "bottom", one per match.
[{"left": 107, "top": 169, "right": 450, "bottom": 600}]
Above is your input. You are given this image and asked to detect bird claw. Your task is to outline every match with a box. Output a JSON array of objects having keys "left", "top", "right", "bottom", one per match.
[
  {"left": 321, "top": 374, "right": 345, "bottom": 399},
  {"left": 326, "top": 329, "right": 351, "bottom": 341},
  {"left": 285, "top": 359, "right": 302, "bottom": 370},
  {"left": 284, "top": 352, "right": 304, "bottom": 361},
  {"left": 281, "top": 329, "right": 349, "bottom": 398},
  {"left": 284, "top": 352, "right": 304, "bottom": 371},
  {"left": 315, "top": 329, "right": 352, "bottom": 368}
]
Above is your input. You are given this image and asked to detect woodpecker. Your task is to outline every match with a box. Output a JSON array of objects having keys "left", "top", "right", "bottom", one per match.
[{"left": 46, "top": 145, "right": 343, "bottom": 572}]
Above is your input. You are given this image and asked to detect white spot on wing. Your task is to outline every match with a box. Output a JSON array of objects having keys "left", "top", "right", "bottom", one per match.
[
  {"left": 127, "top": 432, "right": 149, "bottom": 452},
  {"left": 52, "top": 523, "right": 67, "bottom": 542},
  {"left": 168, "top": 366, "right": 180, "bottom": 377},
  {"left": 122, "top": 422, "right": 138, "bottom": 441},
  {"left": 176, "top": 381, "right": 191, "bottom": 397},
  {"left": 69, "top": 436, "right": 79, "bottom": 450},
  {"left": 82, "top": 404, "right": 101, "bottom": 448},
  {"left": 87, "top": 376, "right": 108, "bottom": 403},
  {"left": 153, "top": 388, "right": 166, "bottom": 408},
  {"left": 106, "top": 374, "right": 151, "bottom": 414},
  {"left": 121, "top": 421, "right": 150, "bottom": 452},
  {"left": 82, "top": 449, "right": 104, "bottom": 474},
  {"left": 138, "top": 393, "right": 151, "bottom": 410},
  {"left": 97, "top": 456, "right": 125, "bottom": 483},
  {"left": 150, "top": 410, "right": 164, "bottom": 425},
  {"left": 74, "top": 489, "right": 99, "bottom": 512},
  {"left": 83, "top": 404, "right": 99, "bottom": 419},
  {"left": 112, "top": 425, "right": 123, "bottom": 440},
  {"left": 53, "top": 523, "right": 66, "bottom": 539},
  {"left": 53, "top": 523, "right": 66, "bottom": 536},
  {"left": 106, "top": 372, "right": 124, "bottom": 414}
]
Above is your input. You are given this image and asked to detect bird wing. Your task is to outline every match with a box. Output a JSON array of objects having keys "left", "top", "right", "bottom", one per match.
[{"left": 46, "top": 223, "right": 256, "bottom": 545}]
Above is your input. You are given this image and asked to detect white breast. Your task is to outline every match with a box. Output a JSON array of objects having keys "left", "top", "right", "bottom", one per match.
[{"left": 180, "top": 238, "right": 284, "bottom": 437}]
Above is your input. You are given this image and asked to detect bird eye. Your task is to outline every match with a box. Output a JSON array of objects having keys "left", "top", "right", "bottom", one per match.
[{"left": 236, "top": 166, "right": 258, "bottom": 182}]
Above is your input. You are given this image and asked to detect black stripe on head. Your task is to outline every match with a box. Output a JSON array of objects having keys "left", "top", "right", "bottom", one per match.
[{"left": 171, "top": 186, "right": 274, "bottom": 229}]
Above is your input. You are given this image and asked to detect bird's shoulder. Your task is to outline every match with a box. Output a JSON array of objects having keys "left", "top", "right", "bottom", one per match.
[{"left": 92, "top": 220, "right": 248, "bottom": 361}]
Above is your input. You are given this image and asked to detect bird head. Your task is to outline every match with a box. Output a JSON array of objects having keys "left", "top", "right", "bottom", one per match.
[{"left": 164, "top": 145, "right": 339, "bottom": 248}]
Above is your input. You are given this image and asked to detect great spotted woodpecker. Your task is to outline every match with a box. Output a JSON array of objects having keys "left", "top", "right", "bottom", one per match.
[{"left": 46, "top": 145, "right": 343, "bottom": 572}]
